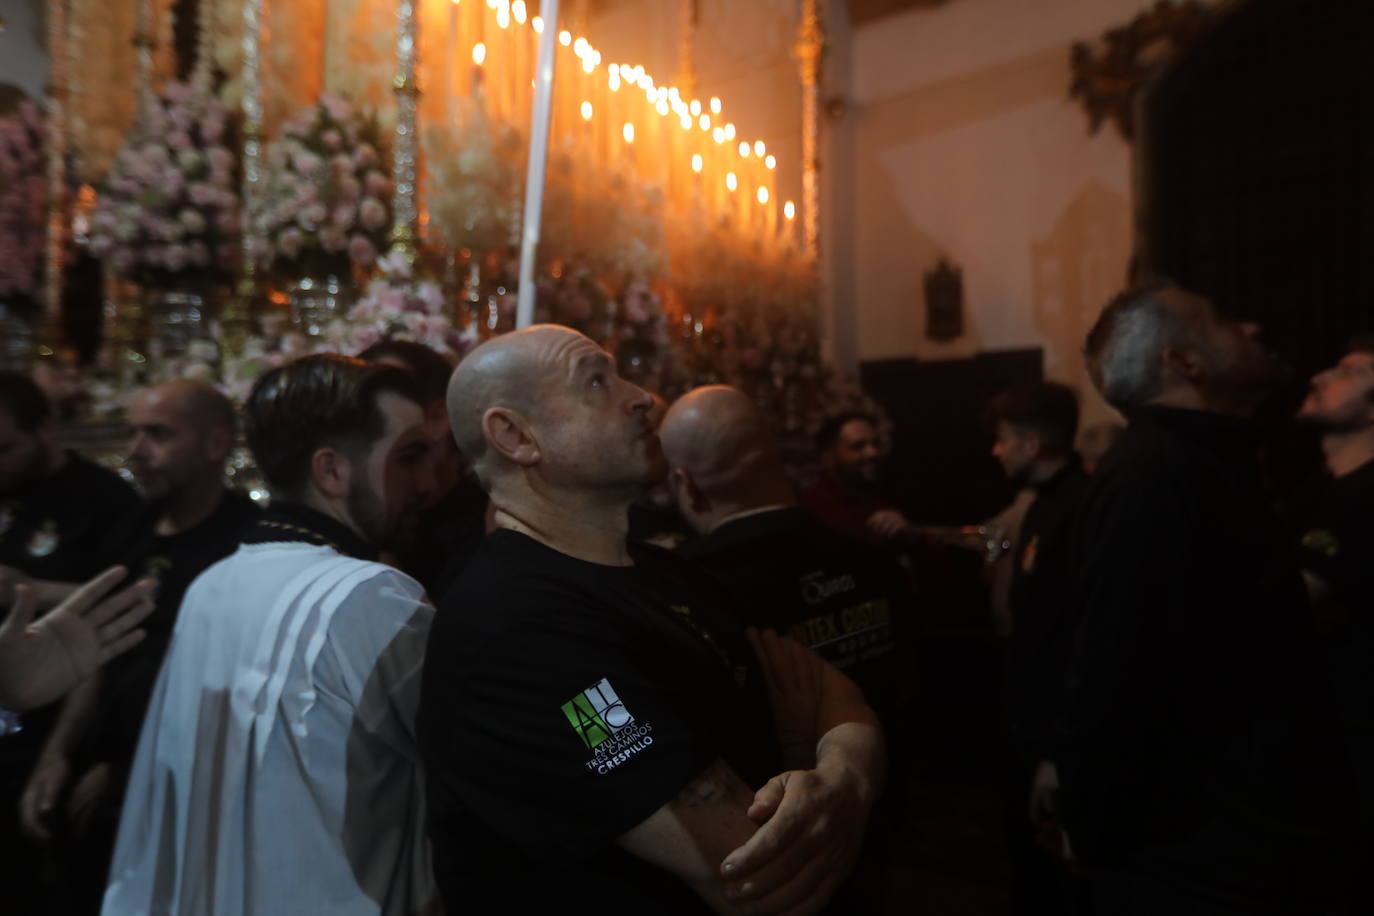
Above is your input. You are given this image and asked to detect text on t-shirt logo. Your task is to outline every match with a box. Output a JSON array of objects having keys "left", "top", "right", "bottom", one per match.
[{"left": 563, "top": 678, "right": 657, "bottom": 775}]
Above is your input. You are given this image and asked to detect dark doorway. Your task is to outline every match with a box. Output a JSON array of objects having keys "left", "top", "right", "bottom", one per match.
[{"left": 1142, "top": 0, "right": 1374, "bottom": 380}]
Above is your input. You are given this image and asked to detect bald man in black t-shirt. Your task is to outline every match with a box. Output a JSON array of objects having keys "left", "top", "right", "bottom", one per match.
[{"left": 421, "top": 326, "right": 885, "bottom": 915}]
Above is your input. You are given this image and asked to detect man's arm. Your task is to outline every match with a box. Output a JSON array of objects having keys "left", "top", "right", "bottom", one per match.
[
  {"left": 618, "top": 758, "right": 762, "bottom": 915},
  {"left": 19, "top": 672, "right": 103, "bottom": 839}
]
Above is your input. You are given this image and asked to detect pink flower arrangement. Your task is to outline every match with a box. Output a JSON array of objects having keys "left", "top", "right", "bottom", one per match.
[
  {"left": 257, "top": 94, "right": 392, "bottom": 277},
  {"left": 89, "top": 81, "right": 239, "bottom": 291},
  {"left": 320, "top": 252, "right": 476, "bottom": 359},
  {"left": 0, "top": 100, "right": 48, "bottom": 306}
]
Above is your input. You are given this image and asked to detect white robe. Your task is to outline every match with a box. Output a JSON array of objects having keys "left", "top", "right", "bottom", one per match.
[{"left": 102, "top": 541, "right": 440, "bottom": 916}]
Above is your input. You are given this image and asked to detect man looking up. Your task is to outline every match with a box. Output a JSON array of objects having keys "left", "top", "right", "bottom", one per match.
[
  {"left": 422, "top": 326, "right": 884, "bottom": 915},
  {"left": 1289, "top": 338, "right": 1374, "bottom": 837},
  {"left": 20, "top": 381, "right": 259, "bottom": 913},
  {"left": 1062, "top": 282, "right": 1352, "bottom": 913},
  {"left": 103, "top": 355, "right": 440, "bottom": 916}
]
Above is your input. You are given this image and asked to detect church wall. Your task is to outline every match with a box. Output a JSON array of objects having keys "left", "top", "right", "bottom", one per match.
[{"left": 844, "top": 0, "right": 1151, "bottom": 425}]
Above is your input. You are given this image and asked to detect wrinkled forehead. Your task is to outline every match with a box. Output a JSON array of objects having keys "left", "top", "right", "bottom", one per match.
[{"left": 542, "top": 331, "right": 612, "bottom": 379}]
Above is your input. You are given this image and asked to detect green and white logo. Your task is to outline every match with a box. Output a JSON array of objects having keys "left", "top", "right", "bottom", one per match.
[{"left": 562, "top": 678, "right": 633, "bottom": 749}]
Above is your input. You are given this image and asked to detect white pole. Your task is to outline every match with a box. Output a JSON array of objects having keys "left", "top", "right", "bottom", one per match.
[{"left": 515, "top": 0, "right": 560, "bottom": 329}]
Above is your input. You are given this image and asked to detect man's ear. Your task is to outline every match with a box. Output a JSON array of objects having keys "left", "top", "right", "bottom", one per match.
[
  {"left": 1162, "top": 346, "right": 1206, "bottom": 383},
  {"left": 309, "top": 446, "right": 352, "bottom": 500},
  {"left": 483, "top": 407, "right": 540, "bottom": 467},
  {"left": 203, "top": 426, "right": 234, "bottom": 464}
]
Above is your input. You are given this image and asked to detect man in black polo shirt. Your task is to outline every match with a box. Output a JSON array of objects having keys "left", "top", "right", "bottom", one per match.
[
  {"left": 659, "top": 385, "right": 907, "bottom": 721},
  {"left": 0, "top": 370, "right": 141, "bottom": 915},
  {"left": 1289, "top": 339, "right": 1374, "bottom": 835},
  {"left": 985, "top": 381, "right": 1088, "bottom": 915},
  {"left": 17, "top": 380, "right": 258, "bottom": 913},
  {"left": 1062, "top": 282, "right": 1353, "bottom": 914},
  {"left": 422, "top": 326, "right": 884, "bottom": 915}
]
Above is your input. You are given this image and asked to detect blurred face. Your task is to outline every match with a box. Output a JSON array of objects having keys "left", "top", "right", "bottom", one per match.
[
  {"left": 126, "top": 389, "right": 219, "bottom": 502},
  {"left": 991, "top": 420, "right": 1038, "bottom": 483},
  {"left": 533, "top": 333, "right": 664, "bottom": 496},
  {"left": 0, "top": 407, "right": 50, "bottom": 495},
  {"left": 829, "top": 419, "right": 882, "bottom": 486},
  {"left": 349, "top": 391, "right": 436, "bottom": 550},
  {"left": 1177, "top": 292, "right": 1288, "bottom": 405},
  {"left": 1297, "top": 351, "right": 1374, "bottom": 431}
]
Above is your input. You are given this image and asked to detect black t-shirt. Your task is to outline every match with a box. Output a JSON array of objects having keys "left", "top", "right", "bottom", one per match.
[
  {"left": 0, "top": 452, "right": 141, "bottom": 768},
  {"left": 85, "top": 488, "right": 262, "bottom": 770},
  {"left": 679, "top": 506, "right": 909, "bottom": 720},
  {"left": 399, "top": 476, "right": 489, "bottom": 602},
  {"left": 0, "top": 451, "right": 142, "bottom": 584},
  {"left": 419, "top": 529, "right": 779, "bottom": 915},
  {"left": 1057, "top": 407, "right": 1349, "bottom": 872},
  {"left": 1003, "top": 460, "right": 1090, "bottom": 757},
  {"left": 1284, "top": 457, "right": 1374, "bottom": 614}
]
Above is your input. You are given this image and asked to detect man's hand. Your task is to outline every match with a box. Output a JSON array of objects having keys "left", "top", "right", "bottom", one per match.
[
  {"left": 719, "top": 754, "right": 873, "bottom": 914},
  {"left": 0, "top": 566, "right": 156, "bottom": 711},
  {"left": 747, "top": 628, "right": 821, "bottom": 770},
  {"left": 19, "top": 750, "right": 71, "bottom": 841},
  {"left": 866, "top": 508, "right": 911, "bottom": 541}
]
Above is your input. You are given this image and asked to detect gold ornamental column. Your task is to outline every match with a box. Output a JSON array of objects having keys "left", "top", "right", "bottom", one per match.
[
  {"left": 221, "top": 0, "right": 265, "bottom": 354},
  {"left": 388, "top": 0, "right": 421, "bottom": 267},
  {"left": 796, "top": 0, "right": 824, "bottom": 260},
  {"left": 37, "top": 0, "right": 70, "bottom": 356}
]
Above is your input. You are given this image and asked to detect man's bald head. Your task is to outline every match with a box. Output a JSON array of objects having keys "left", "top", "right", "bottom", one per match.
[
  {"left": 447, "top": 325, "right": 595, "bottom": 486},
  {"left": 660, "top": 386, "right": 783, "bottom": 506},
  {"left": 136, "top": 379, "right": 237, "bottom": 437}
]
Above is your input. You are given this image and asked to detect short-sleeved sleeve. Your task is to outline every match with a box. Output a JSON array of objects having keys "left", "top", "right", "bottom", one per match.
[{"left": 423, "top": 596, "right": 721, "bottom": 865}]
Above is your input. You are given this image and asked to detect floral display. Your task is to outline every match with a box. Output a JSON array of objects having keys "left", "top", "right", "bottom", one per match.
[
  {"left": 320, "top": 251, "right": 478, "bottom": 359},
  {"left": 257, "top": 94, "right": 391, "bottom": 277},
  {"left": 88, "top": 81, "right": 240, "bottom": 291},
  {"left": 0, "top": 98, "right": 47, "bottom": 309},
  {"left": 423, "top": 103, "right": 521, "bottom": 257}
]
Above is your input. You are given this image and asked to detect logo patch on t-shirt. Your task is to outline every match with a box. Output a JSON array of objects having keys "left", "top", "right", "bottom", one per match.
[{"left": 562, "top": 678, "right": 655, "bottom": 775}]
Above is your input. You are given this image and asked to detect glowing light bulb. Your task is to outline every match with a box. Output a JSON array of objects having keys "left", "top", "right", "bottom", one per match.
[
  {"left": 496, "top": 6, "right": 510, "bottom": 27},
  {"left": 712, "top": 127, "right": 725, "bottom": 144},
  {"left": 691, "top": 154, "right": 703, "bottom": 173},
  {"left": 757, "top": 187, "right": 769, "bottom": 204},
  {"left": 784, "top": 201, "right": 796, "bottom": 220},
  {"left": 738, "top": 141, "right": 750, "bottom": 158},
  {"left": 609, "top": 69, "right": 621, "bottom": 91},
  {"left": 699, "top": 114, "right": 710, "bottom": 130},
  {"left": 669, "top": 88, "right": 681, "bottom": 103},
  {"left": 512, "top": 1, "right": 527, "bottom": 23},
  {"left": 724, "top": 123, "right": 736, "bottom": 140},
  {"left": 655, "top": 98, "right": 669, "bottom": 116},
  {"left": 754, "top": 140, "right": 766, "bottom": 157},
  {"left": 581, "top": 101, "right": 593, "bottom": 120},
  {"left": 710, "top": 97, "right": 722, "bottom": 114},
  {"left": 582, "top": 57, "right": 595, "bottom": 73},
  {"left": 690, "top": 100, "right": 702, "bottom": 117},
  {"left": 680, "top": 114, "right": 692, "bottom": 129},
  {"left": 765, "top": 154, "right": 776, "bottom": 169},
  {"left": 726, "top": 172, "right": 738, "bottom": 192},
  {"left": 558, "top": 30, "right": 571, "bottom": 46},
  {"left": 623, "top": 123, "right": 635, "bottom": 143},
  {"left": 532, "top": 16, "right": 543, "bottom": 32},
  {"left": 472, "top": 42, "right": 487, "bottom": 64},
  {"left": 655, "top": 86, "right": 668, "bottom": 103},
  {"left": 573, "top": 37, "right": 589, "bottom": 57}
]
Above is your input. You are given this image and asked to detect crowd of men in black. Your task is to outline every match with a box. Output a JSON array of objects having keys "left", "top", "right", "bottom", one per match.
[{"left": 0, "top": 278, "right": 1370, "bottom": 914}]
